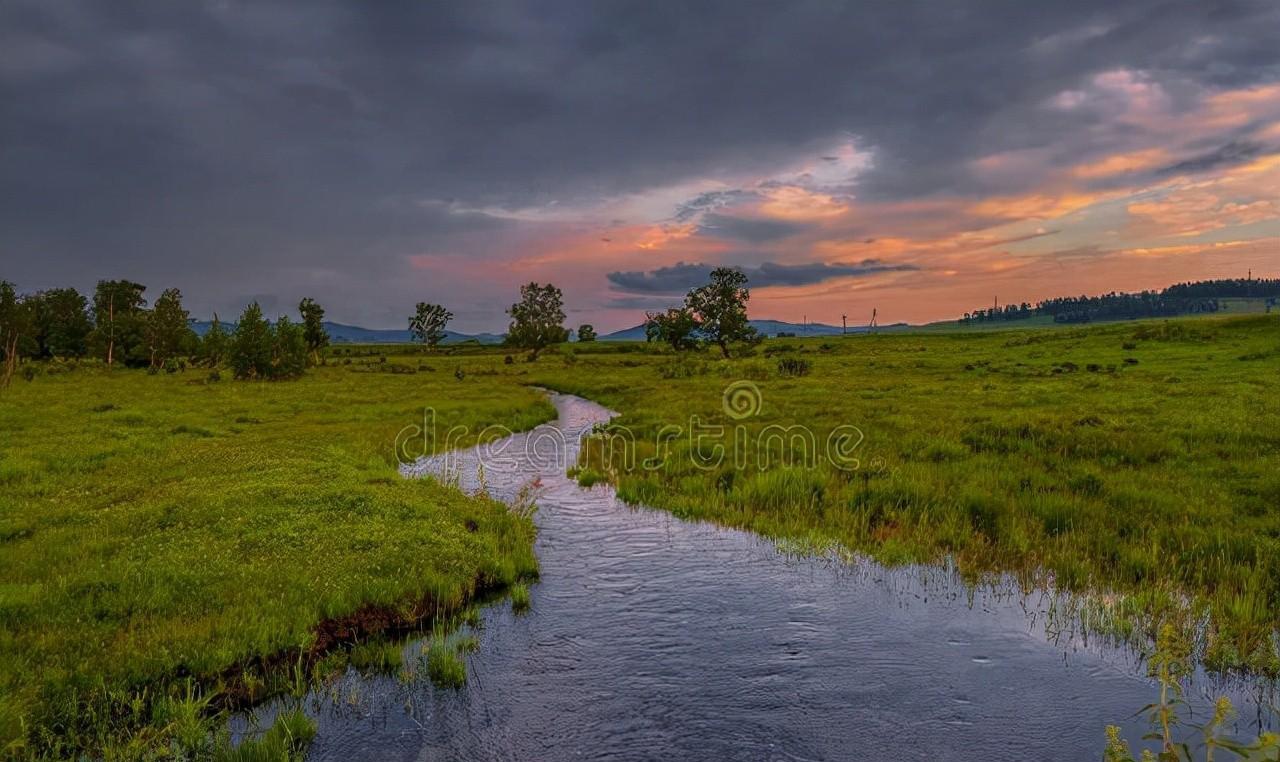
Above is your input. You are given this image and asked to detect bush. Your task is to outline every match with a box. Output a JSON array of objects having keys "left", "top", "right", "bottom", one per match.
[
  {"left": 658, "top": 358, "right": 708, "bottom": 379},
  {"left": 229, "top": 303, "right": 308, "bottom": 380},
  {"left": 777, "top": 357, "right": 812, "bottom": 377}
]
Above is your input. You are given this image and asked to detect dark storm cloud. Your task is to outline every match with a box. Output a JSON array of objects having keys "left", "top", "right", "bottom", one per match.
[
  {"left": 2, "top": 0, "right": 1279, "bottom": 325},
  {"left": 607, "top": 260, "right": 918, "bottom": 295},
  {"left": 1156, "top": 140, "right": 1268, "bottom": 175},
  {"left": 673, "top": 191, "right": 756, "bottom": 223}
]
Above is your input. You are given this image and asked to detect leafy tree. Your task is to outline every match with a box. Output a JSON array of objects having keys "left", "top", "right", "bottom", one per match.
[
  {"left": 644, "top": 307, "right": 700, "bottom": 352},
  {"left": 409, "top": 302, "right": 453, "bottom": 351},
  {"left": 298, "top": 297, "right": 329, "bottom": 365},
  {"left": 91, "top": 280, "right": 146, "bottom": 366},
  {"left": 230, "top": 302, "right": 272, "bottom": 379},
  {"left": 28, "top": 287, "right": 92, "bottom": 358},
  {"left": 686, "top": 267, "right": 759, "bottom": 358},
  {"left": 270, "top": 314, "right": 308, "bottom": 379},
  {"left": 577, "top": 324, "right": 597, "bottom": 342},
  {"left": 0, "top": 281, "right": 31, "bottom": 387},
  {"left": 199, "top": 313, "right": 229, "bottom": 367},
  {"left": 146, "top": 288, "right": 192, "bottom": 368},
  {"left": 506, "top": 282, "right": 568, "bottom": 358}
]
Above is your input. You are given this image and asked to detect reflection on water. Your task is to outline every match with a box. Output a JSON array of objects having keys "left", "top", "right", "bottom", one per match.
[{"left": 242, "top": 392, "right": 1275, "bottom": 761}]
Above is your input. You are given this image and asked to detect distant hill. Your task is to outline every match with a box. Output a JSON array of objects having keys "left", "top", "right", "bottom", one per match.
[
  {"left": 960, "top": 277, "right": 1279, "bottom": 327},
  {"left": 190, "top": 320, "right": 504, "bottom": 345},
  {"left": 600, "top": 318, "right": 882, "bottom": 341}
]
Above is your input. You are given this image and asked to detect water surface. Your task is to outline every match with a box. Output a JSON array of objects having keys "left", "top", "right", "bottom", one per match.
[{"left": 260, "top": 393, "right": 1273, "bottom": 761}]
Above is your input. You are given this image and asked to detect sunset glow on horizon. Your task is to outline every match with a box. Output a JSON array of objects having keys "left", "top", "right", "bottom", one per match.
[{"left": 4, "top": 3, "right": 1279, "bottom": 332}]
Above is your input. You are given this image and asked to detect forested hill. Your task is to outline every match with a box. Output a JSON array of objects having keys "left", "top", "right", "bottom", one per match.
[{"left": 962, "top": 277, "right": 1280, "bottom": 325}]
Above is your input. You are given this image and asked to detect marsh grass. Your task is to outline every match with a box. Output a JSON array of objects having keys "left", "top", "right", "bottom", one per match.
[
  {"left": 214, "top": 709, "right": 315, "bottom": 762},
  {"left": 0, "top": 361, "right": 554, "bottom": 756},
  {"left": 423, "top": 628, "right": 480, "bottom": 689},
  {"left": 534, "top": 315, "right": 1280, "bottom": 675},
  {"left": 1104, "top": 624, "right": 1280, "bottom": 760},
  {"left": 346, "top": 638, "right": 404, "bottom": 673},
  {"left": 510, "top": 582, "right": 531, "bottom": 612}
]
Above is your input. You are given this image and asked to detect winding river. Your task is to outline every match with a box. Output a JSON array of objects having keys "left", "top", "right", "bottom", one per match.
[{"left": 248, "top": 392, "right": 1275, "bottom": 760}]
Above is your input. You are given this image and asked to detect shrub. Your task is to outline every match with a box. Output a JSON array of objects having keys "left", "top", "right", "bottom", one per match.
[
  {"left": 777, "top": 357, "right": 812, "bottom": 377},
  {"left": 230, "top": 303, "right": 272, "bottom": 379},
  {"left": 269, "top": 316, "right": 308, "bottom": 379},
  {"left": 658, "top": 357, "right": 709, "bottom": 379},
  {"left": 229, "top": 303, "right": 308, "bottom": 380}
]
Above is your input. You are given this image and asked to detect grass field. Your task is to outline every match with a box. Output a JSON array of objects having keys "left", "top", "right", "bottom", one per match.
[
  {"left": 3, "top": 313, "right": 1278, "bottom": 756},
  {"left": 0, "top": 360, "right": 552, "bottom": 757},
  {"left": 532, "top": 314, "right": 1280, "bottom": 675}
]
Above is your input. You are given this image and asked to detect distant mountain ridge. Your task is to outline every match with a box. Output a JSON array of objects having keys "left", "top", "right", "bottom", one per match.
[
  {"left": 190, "top": 319, "right": 504, "bottom": 344},
  {"left": 599, "top": 318, "right": 893, "bottom": 341},
  {"left": 190, "top": 317, "right": 884, "bottom": 344}
]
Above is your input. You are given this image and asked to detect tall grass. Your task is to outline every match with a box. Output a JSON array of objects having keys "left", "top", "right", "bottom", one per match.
[{"left": 537, "top": 315, "right": 1280, "bottom": 675}]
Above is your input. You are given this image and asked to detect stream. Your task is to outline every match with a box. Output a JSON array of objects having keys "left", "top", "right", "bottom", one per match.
[{"left": 245, "top": 392, "right": 1276, "bottom": 760}]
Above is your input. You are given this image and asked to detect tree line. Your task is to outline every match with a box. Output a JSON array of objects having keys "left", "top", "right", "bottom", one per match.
[
  {"left": 0, "top": 278, "right": 602, "bottom": 386},
  {"left": 961, "top": 277, "right": 1280, "bottom": 325},
  {"left": 0, "top": 280, "right": 331, "bottom": 386}
]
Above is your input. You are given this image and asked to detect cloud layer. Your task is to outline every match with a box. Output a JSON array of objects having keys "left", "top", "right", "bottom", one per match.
[
  {"left": 607, "top": 261, "right": 918, "bottom": 295},
  {"left": 2, "top": 1, "right": 1279, "bottom": 329}
]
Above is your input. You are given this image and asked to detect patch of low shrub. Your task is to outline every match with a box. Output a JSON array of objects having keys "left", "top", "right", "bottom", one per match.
[{"left": 777, "top": 357, "right": 812, "bottom": 377}]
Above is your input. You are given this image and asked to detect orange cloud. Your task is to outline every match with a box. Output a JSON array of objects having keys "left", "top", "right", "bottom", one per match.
[
  {"left": 1127, "top": 148, "right": 1280, "bottom": 236},
  {"left": 1197, "top": 83, "right": 1280, "bottom": 131},
  {"left": 758, "top": 185, "right": 849, "bottom": 220},
  {"left": 1071, "top": 148, "right": 1169, "bottom": 179},
  {"left": 635, "top": 222, "right": 698, "bottom": 250},
  {"left": 969, "top": 191, "right": 1107, "bottom": 221}
]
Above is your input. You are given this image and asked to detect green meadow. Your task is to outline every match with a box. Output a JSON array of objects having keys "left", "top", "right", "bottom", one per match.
[
  {"left": 2, "top": 313, "right": 1279, "bottom": 757},
  {"left": 536, "top": 314, "right": 1280, "bottom": 675},
  {"left": 0, "top": 358, "right": 551, "bottom": 758}
]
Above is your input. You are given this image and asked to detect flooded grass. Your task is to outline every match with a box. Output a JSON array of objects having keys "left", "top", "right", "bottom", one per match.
[
  {"left": 214, "top": 709, "right": 315, "bottom": 762},
  {"left": 424, "top": 629, "right": 480, "bottom": 689},
  {"left": 510, "top": 582, "right": 531, "bottom": 612}
]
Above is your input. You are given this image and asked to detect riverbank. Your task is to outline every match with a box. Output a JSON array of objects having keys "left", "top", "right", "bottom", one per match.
[
  {"left": 285, "top": 392, "right": 1277, "bottom": 761},
  {"left": 0, "top": 364, "right": 553, "bottom": 757},
  {"left": 532, "top": 314, "right": 1280, "bottom": 675}
]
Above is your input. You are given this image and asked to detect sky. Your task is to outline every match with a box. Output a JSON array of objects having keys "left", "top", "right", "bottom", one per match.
[{"left": 2, "top": 1, "right": 1279, "bottom": 333}]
